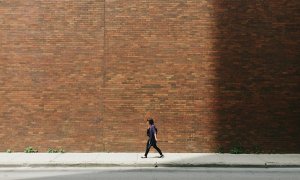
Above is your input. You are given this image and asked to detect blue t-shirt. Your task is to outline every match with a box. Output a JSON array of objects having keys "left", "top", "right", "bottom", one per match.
[{"left": 149, "top": 125, "right": 156, "bottom": 140}]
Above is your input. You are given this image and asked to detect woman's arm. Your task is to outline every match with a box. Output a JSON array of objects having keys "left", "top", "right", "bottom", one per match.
[{"left": 152, "top": 126, "right": 158, "bottom": 141}]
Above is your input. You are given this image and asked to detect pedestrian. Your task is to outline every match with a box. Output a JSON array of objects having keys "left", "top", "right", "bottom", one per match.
[{"left": 141, "top": 118, "right": 164, "bottom": 158}]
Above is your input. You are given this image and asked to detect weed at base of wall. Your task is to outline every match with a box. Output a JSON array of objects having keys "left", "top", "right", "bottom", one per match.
[
  {"left": 47, "top": 148, "right": 65, "bottom": 153},
  {"left": 24, "top": 146, "right": 38, "bottom": 153}
]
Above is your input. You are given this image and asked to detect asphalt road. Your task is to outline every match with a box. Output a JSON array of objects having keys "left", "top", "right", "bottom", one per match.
[{"left": 0, "top": 167, "right": 300, "bottom": 180}]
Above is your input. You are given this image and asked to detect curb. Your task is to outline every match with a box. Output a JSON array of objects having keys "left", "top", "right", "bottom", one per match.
[{"left": 1, "top": 163, "right": 300, "bottom": 168}]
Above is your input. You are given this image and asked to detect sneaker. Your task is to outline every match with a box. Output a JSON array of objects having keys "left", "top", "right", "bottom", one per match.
[
  {"left": 141, "top": 156, "right": 147, "bottom": 158},
  {"left": 159, "top": 154, "right": 164, "bottom": 158}
]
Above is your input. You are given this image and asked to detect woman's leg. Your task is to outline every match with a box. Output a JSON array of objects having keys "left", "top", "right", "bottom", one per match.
[
  {"left": 144, "top": 140, "right": 151, "bottom": 157},
  {"left": 152, "top": 142, "right": 163, "bottom": 156}
]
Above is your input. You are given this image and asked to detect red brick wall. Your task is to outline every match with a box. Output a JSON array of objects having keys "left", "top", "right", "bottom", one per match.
[
  {"left": 0, "top": 0, "right": 299, "bottom": 153},
  {"left": 0, "top": 0, "right": 105, "bottom": 152}
]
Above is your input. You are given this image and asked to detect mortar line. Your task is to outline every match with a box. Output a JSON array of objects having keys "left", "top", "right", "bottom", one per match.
[{"left": 101, "top": 0, "right": 107, "bottom": 152}]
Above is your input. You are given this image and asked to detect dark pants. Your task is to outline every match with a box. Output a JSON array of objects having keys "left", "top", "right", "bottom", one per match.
[{"left": 144, "top": 139, "right": 163, "bottom": 157}]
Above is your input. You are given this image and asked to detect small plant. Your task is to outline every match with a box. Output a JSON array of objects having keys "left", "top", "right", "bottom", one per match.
[
  {"left": 60, "top": 149, "right": 65, "bottom": 153},
  {"left": 6, "top": 149, "right": 12, "bottom": 153},
  {"left": 24, "top": 146, "right": 38, "bottom": 153},
  {"left": 48, "top": 148, "right": 65, "bottom": 153},
  {"left": 230, "top": 143, "right": 245, "bottom": 154},
  {"left": 47, "top": 148, "right": 57, "bottom": 153}
]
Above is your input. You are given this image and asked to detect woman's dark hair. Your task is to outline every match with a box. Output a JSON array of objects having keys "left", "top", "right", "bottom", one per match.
[{"left": 147, "top": 118, "right": 154, "bottom": 125}]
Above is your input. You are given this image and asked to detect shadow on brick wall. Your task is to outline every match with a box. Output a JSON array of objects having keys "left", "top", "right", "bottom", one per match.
[{"left": 212, "top": 1, "right": 300, "bottom": 153}]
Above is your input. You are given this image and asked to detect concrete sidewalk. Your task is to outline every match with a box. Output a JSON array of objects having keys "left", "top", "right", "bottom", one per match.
[{"left": 0, "top": 153, "right": 299, "bottom": 168}]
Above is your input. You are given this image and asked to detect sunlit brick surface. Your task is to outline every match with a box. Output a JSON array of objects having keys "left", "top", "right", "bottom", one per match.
[{"left": 0, "top": 0, "right": 299, "bottom": 152}]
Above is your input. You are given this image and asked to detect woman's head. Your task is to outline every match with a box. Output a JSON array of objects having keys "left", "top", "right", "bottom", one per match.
[{"left": 147, "top": 118, "right": 154, "bottom": 125}]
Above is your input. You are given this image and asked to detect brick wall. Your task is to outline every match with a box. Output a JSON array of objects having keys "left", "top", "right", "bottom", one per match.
[
  {"left": 0, "top": 0, "right": 105, "bottom": 152},
  {"left": 0, "top": 0, "right": 299, "bottom": 153}
]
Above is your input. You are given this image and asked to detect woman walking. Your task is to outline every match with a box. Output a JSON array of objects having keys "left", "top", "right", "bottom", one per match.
[{"left": 141, "top": 118, "right": 164, "bottom": 158}]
